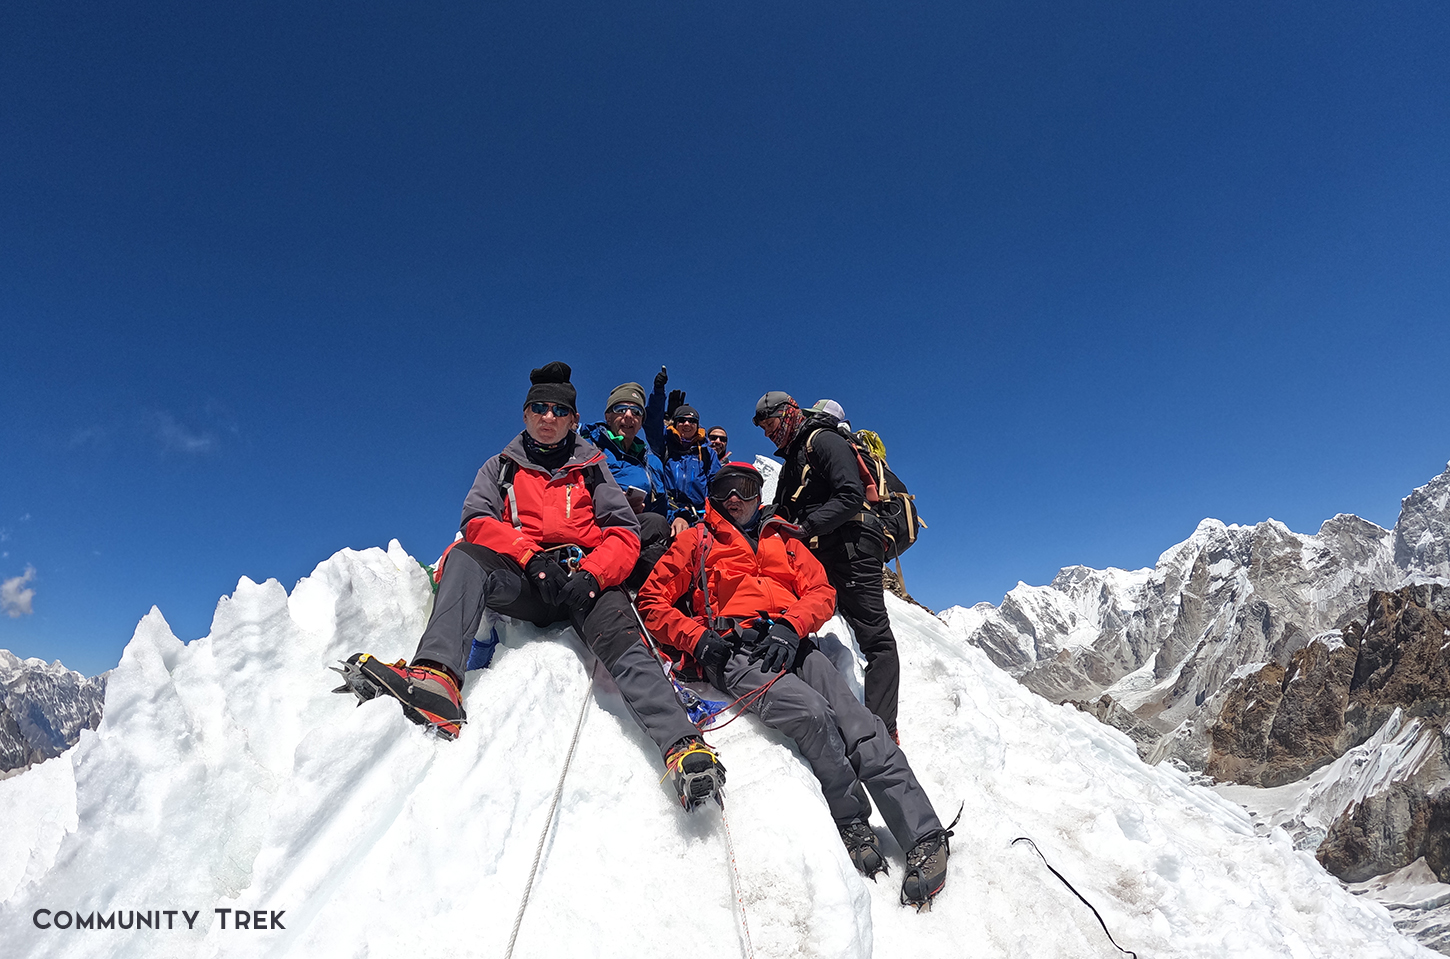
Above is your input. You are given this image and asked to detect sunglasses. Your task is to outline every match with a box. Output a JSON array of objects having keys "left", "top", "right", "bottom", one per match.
[
  {"left": 708, "top": 434, "right": 728, "bottom": 443},
  {"left": 529, "top": 402, "right": 575, "bottom": 417},
  {"left": 608, "top": 403, "right": 644, "bottom": 416},
  {"left": 673, "top": 416, "right": 698, "bottom": 425},
  {"left": 752, "top": 408, "right": 782, "bottom": 426}
]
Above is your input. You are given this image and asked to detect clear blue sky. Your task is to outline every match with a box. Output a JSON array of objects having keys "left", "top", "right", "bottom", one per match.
[{"left": 3, "top": 1, "right": 1447, "bottom": 676}]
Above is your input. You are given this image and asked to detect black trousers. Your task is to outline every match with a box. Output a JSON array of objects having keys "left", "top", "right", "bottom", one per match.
[
  {"left": 813, "top": 521, "right": 901, "bottom": 734},
  {"left": 625, "top": 510, "right": 671, "bottom": 591},
  {"left": 414, "top": 542, "right": 699, "bottom": 759}
]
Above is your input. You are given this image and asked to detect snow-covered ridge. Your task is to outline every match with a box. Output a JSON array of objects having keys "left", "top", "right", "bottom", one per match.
[
  {"left": 0, "top": 541, "right": 1430, "bottom": 956},
  {"left": 941, "top": 461, "right": 1450, "bottom": 766}
]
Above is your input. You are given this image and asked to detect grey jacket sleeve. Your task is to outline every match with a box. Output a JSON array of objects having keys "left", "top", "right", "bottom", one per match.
[{"left": 460, "top": 455, "right": 508, "bottom": 529}]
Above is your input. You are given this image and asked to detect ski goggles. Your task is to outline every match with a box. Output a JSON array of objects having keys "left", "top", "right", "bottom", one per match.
[
  {"left": 710, "top": 475, "right": 762, "bottom": 502},
  {"left": 529, "top": 402, "right": 575, "bottom": 417},
  {"left": 608, "top": 403, "right": 644, "bottom": 417}
]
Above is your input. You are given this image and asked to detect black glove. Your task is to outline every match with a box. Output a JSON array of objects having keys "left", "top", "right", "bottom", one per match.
[
  {"left": 526, "top": 552, "right": 570, "bottom": 607},
  {"left": 667, "top": 389, "right": 687, "bottom": 416},
  {"left": 654, "top": 366, "right": 668, "bottom": 392},
  {"left": 749, "top": 620, "right": 800, "bottom": 674},
  {"left": 558, "top": 570, "right": 600, "bottom": 614},
  {"left": 694, "top": 629, "right": 731, "bottom": 686}
]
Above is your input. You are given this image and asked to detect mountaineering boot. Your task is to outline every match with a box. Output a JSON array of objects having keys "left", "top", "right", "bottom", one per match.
[
  {"left": 332, "top": 653, "right": 465, "bottom": 740},
  {"left": 839, "top": 820, "right": 887, "bottom": 880},
  {"left": 663, "top": 736, "right": 726, "bottom": 811},
  {"left": 900, "top": 825, "right": 954, "bottom": 910}
]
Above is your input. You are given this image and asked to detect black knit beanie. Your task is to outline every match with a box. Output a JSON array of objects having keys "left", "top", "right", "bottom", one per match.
[{"left": 524, "top": 361, "right": 577, "bottom": 411}]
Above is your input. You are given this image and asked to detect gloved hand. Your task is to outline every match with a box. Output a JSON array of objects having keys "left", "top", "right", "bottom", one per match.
[
  {"left": 654, "top": 366, "right": 668, "bottom": 392},
  {"left": 667, "top": 389, "right": 687, "bottom": 416},
  {"left": 558, "top": 570, "right": 600, "bottom": 614},
  {"left": 694, "top": 629, "right": 731, "bottom": 686},
  {"left": 749, "top": 620, "right": 800, "bottom": 674},
  {"left": 526, "top": 552, "right": 570, "bottom": 607}
]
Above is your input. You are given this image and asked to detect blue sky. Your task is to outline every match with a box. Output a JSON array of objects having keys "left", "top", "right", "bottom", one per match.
[{"left": 2, "top": 1, "right": 1447, "bottom": 677}]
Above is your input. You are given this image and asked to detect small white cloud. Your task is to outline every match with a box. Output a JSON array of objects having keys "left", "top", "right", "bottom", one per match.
[
  {"left": 18, "top": 514, "right": 30, "bottom": 522},
  {"left": 151, "top": 412, "right": 218, "bottom": 454},
  {"left": 1, "top": 565, "right": 36, "bottom": 618},
  {"left": 0, "top": 528, "right": 9, "bottom": 543}
]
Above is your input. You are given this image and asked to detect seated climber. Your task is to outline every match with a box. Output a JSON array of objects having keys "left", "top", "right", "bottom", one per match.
[
  {"left": 337, "top": 361, "right": 725, "bottom": 811},
  {"left": 636, "top": 462, "right": 955, "bottom": 907},
  {"left": 645, "top": 366, "right": 721, "bottom": 535},
  {"left": 579, "top": 380, "right": 673, "bottom": 590}
]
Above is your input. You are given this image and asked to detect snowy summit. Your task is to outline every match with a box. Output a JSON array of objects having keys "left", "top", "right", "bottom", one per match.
[{"left": 0, "top": 540, "right": 1434, "bottom": 957}]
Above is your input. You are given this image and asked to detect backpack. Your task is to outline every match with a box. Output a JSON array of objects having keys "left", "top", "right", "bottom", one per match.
[
  {"left": 852, "top": 429, "right": 925, "bottom": 561},
  {"left": 791, "top": 412, "right": 925, "bottom": 561}
]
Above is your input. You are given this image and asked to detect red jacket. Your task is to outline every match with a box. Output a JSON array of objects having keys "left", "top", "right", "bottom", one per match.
[
  {"left": 449, "top": 432, "right": 642, "bottom": 589},
  {"left": 638, "top": 502, "right": 836, "bottom": 659}
]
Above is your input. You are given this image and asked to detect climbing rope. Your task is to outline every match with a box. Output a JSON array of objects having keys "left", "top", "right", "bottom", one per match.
[
  {"left": 720, "top": 794, "right": 758, "bottom": 959},
  {"left": 1010, "top": 836, "right": 1137, "bottom": 959},
  {"left": 504, "top": 672, "right": 595, "bottom": 959}
]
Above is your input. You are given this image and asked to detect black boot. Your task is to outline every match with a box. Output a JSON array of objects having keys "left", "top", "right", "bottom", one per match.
[
  {"left": 900, "top": 825, "right": 953, "bottom": 910},
  {"left": 839, "top": 820, "right": 887, "bottom": 879},
  {"left": 664, "top": 736, "right": 726, "bottom": 811}
]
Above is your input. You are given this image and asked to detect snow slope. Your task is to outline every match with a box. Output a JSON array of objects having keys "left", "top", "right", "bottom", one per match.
[{"left": 0, "top": 542, "right": 1432, "bottom": 957}]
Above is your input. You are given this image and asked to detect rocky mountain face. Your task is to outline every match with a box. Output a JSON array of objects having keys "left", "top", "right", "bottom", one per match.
[
  {"left": 0, "top": 650, "right": 107, "bottom": 776},
  {"left": 943, "top": 461, "right": 1450, "bottom": 923},
  {"left": 942, "top": 462, "right": 1450, "bottom": 772}
]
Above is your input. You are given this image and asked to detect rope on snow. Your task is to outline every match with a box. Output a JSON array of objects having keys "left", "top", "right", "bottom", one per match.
[
  {"left": 720, "top": 794, "right": 758, "bottom": 959},
  {"left": 504, "top": 672, "right": 595, "bottom": 959},
  {"left": 1011, "top": 836, "right": 1137, "bottom": 958}
]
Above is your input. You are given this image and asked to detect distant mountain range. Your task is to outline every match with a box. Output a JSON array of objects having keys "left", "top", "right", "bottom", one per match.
[
  {"left": 0, "top": 650, "right": 106, "bottom": 777},
  {"left": 941, "top": 461, "right": 1450, "bottom": 771}
]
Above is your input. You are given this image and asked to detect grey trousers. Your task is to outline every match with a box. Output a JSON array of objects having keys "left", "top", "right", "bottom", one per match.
[
  {"left": 414, "top": 542, "right": 700, "bottom": 760},
  {"left": 719, "top": 647, "right": 942, "bottom": 849}
]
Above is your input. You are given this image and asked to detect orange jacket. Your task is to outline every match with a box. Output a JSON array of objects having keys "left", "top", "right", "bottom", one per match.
[
  {"left": 638, "top": 502, "right": 836, "bottom": 658},
  {"left": 452, "top": 433, "right": 641, "bottom": 589}
]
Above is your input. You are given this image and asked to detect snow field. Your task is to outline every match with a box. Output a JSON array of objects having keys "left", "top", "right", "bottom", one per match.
[{"left": 0, "top": 542, "right": 1436, "bottom": 958}]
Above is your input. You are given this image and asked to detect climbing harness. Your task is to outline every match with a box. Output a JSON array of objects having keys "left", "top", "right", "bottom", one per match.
[
  {"left": 503, "top": 672, "right": 595, "bottom": 959},
  {"left": 1010, "top": 836, "right": 1137, "bottom": 958}
]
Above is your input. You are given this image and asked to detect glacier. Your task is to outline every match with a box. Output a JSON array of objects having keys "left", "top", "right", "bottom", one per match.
[{"left": 0, "top": 540, "right": 1434, "bottom": 957}]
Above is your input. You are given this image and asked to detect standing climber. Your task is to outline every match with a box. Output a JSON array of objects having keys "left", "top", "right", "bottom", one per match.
[{"left": 754, "top": 391, "right": 903, "bottom": 740}]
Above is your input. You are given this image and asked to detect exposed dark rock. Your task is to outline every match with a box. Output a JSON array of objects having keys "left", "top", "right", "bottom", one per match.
[
  {"left": 1347, "top": 585, "right": 1450, "bottom": 745},
  {"left": 1203, "top": 630, "right": 1359, "bottom": 787},
  {"left": 882, "top": 566, "right": 934, "bottom": 614},
  {"left": 1069, "top": 694, "right": 1161, "bottom": 760},
  {"left": 1316, "top": 722, "right": 1450, "bottom": 883}
]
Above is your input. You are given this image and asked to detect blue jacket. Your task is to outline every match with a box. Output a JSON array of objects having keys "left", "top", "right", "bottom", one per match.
[
  {"left": 645, "top": 386, "right": 722, "bottom": 518},
  {"left": 579, "top": 422, "right": 673, "bottom": 519}
]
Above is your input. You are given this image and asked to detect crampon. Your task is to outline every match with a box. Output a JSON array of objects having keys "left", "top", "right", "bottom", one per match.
[{"left": 331, "top": 653, "right": 465, "bottom": 741}]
